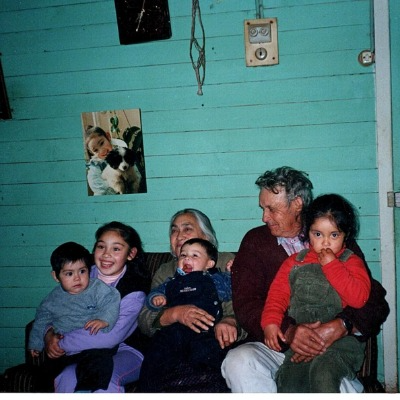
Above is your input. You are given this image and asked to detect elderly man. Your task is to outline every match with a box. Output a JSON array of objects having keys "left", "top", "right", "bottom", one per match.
[{"left": 222, "top": 166, "right": 389, "bottom": 392}]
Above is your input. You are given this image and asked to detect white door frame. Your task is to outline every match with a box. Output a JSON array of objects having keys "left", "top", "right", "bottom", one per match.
[{"left": 374, "top": 0, "right": 397, "bottom": 392}]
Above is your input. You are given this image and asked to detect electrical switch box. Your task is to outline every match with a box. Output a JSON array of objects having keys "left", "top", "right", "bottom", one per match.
[{"left": 244, "top": 18, "right": 278, "bottom": 67}]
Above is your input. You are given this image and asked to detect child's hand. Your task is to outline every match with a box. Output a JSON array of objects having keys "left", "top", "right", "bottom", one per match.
[
  {"left": 30, "top": 349, "right": 40, "bottom": 358},
  {"left": 152, "top": 295, "right": 167, "bottom": 307},
  {"left": 225, "top": 258, "right": 234, "bottom": 272},
  {"left": 318, "top": 248, "right": 336, "bottom": 266},
  {"left": 84, "top": 319, "right": 108, "bottom": 335},
  {"left": 263, "top": 324, "right": 285, "bottom": 352},
  {"left": 214, "top": 317, "right": 237, "bottom": 349}
]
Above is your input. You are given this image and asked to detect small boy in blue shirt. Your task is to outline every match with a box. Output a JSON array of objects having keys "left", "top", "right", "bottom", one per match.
[{"left": 28, "top": 241, "right": 120, "bottom": 392}]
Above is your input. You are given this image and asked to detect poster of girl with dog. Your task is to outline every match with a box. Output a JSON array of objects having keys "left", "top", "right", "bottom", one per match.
[{"left": 81, "top": 108, "right": 147, "bottom": 196}]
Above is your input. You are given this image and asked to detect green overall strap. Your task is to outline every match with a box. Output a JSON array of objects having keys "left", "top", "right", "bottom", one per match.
[
  {"left": 338, "top": 248, "right": 353, "bottom": 262},
  {"left": 295, "top": 249, "right": 309, "bottom": 262}
]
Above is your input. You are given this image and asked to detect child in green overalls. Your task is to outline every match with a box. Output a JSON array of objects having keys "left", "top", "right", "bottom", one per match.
[{"left": 261, "top": 193, "right": 371, "bottom": 392}]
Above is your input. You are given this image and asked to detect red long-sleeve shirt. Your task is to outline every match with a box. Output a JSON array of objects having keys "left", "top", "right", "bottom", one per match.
[{"left": 261, "top": 247, "right": 371, "bottom": 329}]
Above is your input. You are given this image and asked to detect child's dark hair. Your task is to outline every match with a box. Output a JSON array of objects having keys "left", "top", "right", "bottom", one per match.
[
  {"left": 50, "top": 242, "right": 92, "bottom": 278},
  {"left": 94, "top": 221, "right": 143, "bottom": 253},
  {"left": 84, "top": 125, "right": 107, "bottom": 144},
  {"left": 302, "top": 194, "right": 359, "bottom": 243},
  {"left": 181, "top": 238, "right": 219, "bottom": 264},
  {"left": 94, "top": 221, "right": 150, "bottom": 281},
  {"left": 84, "top": 125, "right": 109, "bottom": 157}
]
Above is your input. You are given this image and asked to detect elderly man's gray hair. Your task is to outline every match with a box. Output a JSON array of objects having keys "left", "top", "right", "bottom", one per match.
[{"left": 255, "top": 166, "right": 314, "bottom": 208}]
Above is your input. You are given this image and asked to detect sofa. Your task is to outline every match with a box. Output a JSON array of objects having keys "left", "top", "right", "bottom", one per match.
[{"left": 2, "top": 252, "right": 385, "bottom": 393}]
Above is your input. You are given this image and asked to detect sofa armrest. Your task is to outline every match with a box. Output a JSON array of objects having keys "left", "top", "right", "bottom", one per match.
[
  {"left": 3, "top": 363, "right": 42, "bottom": 392},
  {"left": 2, "top": 320, "right": 51, "bottom": 392}
]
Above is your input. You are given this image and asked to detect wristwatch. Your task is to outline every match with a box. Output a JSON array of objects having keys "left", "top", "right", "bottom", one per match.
[{"left": 340, "top": 317, "right": 354, "bottom": 335}]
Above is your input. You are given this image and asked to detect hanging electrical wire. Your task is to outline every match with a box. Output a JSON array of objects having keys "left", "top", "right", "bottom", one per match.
[
  {"left": 190, "top": 0, "right": 206, "bottom": 95},
  {"left": 368, "top": 0, "right": 375, "bottom": 52},
  {"left": 255, "top": 0, "right": 264, "bottom": 19}
]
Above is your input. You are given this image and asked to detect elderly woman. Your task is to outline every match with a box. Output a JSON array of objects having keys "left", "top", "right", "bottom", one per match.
[{"left": 138, "top": 208, "right": 246, "bottom": 350}]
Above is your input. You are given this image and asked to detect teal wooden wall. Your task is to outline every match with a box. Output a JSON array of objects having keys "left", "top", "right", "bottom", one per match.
[
  {"left": 390, "top": 0, "right": 400, "bottom": 387},
  {"left": 0, "top": 0, "right": 391, "bottom": 385}
]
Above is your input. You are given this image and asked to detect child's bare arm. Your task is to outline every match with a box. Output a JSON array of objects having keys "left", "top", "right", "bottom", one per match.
[
  {"left": 263, "top": 323, "right": 286, "bottom": 352},
  {"left": 152, "top": 295, "right": 167, "bottom": 307},
  {"left": 84, "top": 319, "right": 109, "bottom": 335}
]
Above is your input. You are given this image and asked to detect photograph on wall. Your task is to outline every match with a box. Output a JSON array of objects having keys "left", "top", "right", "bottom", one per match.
[{"left": 81, "top": 108, "right": 147, "bottom": 196}]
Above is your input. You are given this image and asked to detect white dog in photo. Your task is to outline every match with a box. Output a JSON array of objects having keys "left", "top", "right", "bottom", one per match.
[{"left": 102, "top": 146, "right": 142, "bottom": 194}]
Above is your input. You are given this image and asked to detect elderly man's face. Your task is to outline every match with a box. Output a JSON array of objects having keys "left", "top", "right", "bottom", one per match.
[{"left": 259, "top": 188, "right": 303, "bottom": 238}]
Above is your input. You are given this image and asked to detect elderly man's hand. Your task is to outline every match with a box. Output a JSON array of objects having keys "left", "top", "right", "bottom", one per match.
[
  {"left": 286, "top": 319, "right": 348, "bottom": 363},
  {"left": 285, "top": 321, "right": 326, "bottom": 358},
  {"left": 290, "top": 353, "right": 314, "bottom": 363},
  {"left": 313, "top": 318, "right": 347, "bottom": 347}
]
